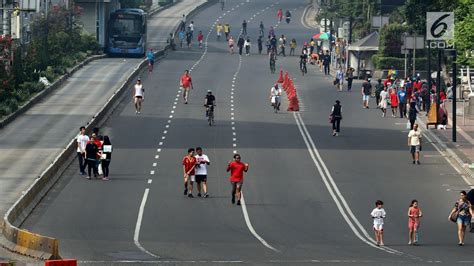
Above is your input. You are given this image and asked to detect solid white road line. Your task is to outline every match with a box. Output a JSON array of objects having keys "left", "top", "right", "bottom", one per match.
[
  {"left": 293, "top": 112, "right": 402, "bottom": 255},
  {"left": 134, "top": 188, "right": 159, "bottom": 258},
  {"left": 240, "top": 192, "right": 280, "bottom": 252}
]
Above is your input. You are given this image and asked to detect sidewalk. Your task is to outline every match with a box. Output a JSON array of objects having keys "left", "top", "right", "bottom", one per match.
[{"left": 0, "top": 0, "right": 206, "bottom": 262}]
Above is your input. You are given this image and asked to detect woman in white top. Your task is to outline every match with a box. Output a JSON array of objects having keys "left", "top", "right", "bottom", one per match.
[
  {"left": 244, "top": 38, "right": 251, "bottom": 56},
  {"left": 133, "top": 79, "right": 145, "bottom": 114},
  {"left": 379, "top": 86, "right": 389, "bottom": 117}
]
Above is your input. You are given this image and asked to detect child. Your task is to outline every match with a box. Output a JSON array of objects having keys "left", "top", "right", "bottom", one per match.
[
  {"left": 371, "top": 200, "right": 386, "bottom": 246},
  {"left": 408, "top": 199, "right": 422, "bottom": 245},
  {"left": 389, "top": 88, "right": 398, "bottom": 117},
  {"left": 197, "top": 31, "right": 204, "bottom": 48}
]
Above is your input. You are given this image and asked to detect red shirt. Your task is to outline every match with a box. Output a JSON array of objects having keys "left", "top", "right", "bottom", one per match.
[
  {"left": 182, "top": 156, "right": 196, "bottom": 175},
  {"left": 440, "top": 91, "right": 446, "bottom": 101},
  {"left": 180, "top": 74, "right": 192, "bottom": 89},
  {"left": 227, "top": 161, "right": 246, "bottom": 183},
  {"left": 413, "top": 81, "right": 422, "bottom": 90},
  {"left": 197, "top": 34, "right": 203, "bottom": 41},
  {"left": 390, "top": 92, "right": 398, "bottom": 106}
]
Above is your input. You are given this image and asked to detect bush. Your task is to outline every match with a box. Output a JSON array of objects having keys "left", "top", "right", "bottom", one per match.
[
  {"left": 42, "top": 66, "right": 56, "bottom": 82},
  {"left": 79, "top": 34, "right": 100, "bottom": 53},
  {"left": 373, "top": 55, "right": 404, "bottom": 70},
  {"left": 0, "top": 103, "right": 11, "bottom": 116}
]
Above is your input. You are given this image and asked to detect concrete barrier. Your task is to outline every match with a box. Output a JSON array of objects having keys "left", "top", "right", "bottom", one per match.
[{"left": 0, "top": 0, "right": 214, "bottom": 260}]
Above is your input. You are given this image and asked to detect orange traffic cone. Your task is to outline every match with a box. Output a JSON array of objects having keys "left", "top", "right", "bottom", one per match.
[{"left": 277, "top": 70, "right": 284, "bottom": 83}]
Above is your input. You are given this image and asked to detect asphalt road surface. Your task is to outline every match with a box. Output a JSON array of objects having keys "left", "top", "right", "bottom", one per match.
[{"left": 23, "top": 1, "right": 474, "bottom": 265}]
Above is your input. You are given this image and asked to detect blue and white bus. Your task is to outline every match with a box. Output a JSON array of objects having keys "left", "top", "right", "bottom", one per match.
[{"left": 107, "top": 9, "right": 147, "bottom": 56}]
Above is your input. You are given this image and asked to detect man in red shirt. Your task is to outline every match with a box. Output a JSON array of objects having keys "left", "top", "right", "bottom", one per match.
[
  {"left": 182, "top": 148, "right": 197, "bottom": 197},
  {"left": 226, "top": 153, "right": 249, "bottom": 205},
  {"left": 180, "top": 70, "right": 193, "bottom": 104}
]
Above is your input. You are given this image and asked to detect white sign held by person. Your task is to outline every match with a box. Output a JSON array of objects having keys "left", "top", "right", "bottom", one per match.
[{"left": 426, "top": 12, "right": 454, "bottom": 41}]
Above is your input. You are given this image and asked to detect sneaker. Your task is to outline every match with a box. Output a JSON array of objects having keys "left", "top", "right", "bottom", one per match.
[
  {"left": 138, "top": 111, "right": 140, "bottom": 114},
  {"left": 135, "top": 110, "right": 138, "bottom": 114},
  {"left": 188, "top": 193, "right": 194, "bottom": 198},
  {"left": 197, "top": 193, "right": 202, "bottom": 197},
  {"left": 237, "top": 200, "right": 241, "bottom": 205},
  {"left": 203, "top": 193, "right": 209, "bottom": 198},
  {"left": 184, "top": 188, "right": 188, "bottom": 195},
  {"left": 413, "top": 160, "right": 416, "bottom": 164},
  {"left": 416, "top": 161, "right": 421, "bottom": 165},
  {"left": 382, "top": 113, "right": 385, "bottom": 117},
  {"left": 102, "top": 177, "right": 110, "bottom": 181},
  {"left": 408, "top": 241, "right": 412, "bottom": 245},
  {"left": 86, "top": 176, "right": 91, "bottom": 180}
]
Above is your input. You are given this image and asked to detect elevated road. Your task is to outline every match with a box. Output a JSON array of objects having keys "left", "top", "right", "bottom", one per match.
[{"left": 23, "top": 0, "right": 474, "bottom": 264}]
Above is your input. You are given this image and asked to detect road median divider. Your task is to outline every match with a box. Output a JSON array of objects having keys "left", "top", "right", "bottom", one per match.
[{"left": 0, "top": 0, "right": 215, "bottom": 260}]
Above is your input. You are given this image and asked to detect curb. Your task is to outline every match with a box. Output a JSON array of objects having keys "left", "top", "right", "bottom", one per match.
[
  {"left": 0, "top": 0, "right": 213, "bottom": 260},
  {"left": 0, "top": 54, "right": 106, "bottom": 130}
]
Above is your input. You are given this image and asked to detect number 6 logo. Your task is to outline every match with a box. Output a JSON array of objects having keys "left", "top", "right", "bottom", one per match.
[{"left": 426, "top": 12, "right": 454, "bottom": 41}]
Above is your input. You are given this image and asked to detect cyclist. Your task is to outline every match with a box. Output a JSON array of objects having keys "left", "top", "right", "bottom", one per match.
[
  {"left": 270, "top": 83, "right": 282, "bottom": 112},
  {"left": 204, "top": 90, "right": 216, "bottom": 117},
  {"left": 146, "top": 49, "right": 154, "bottom": 72},
  {"left": 180, "top": 70, "right": 193, "bottom": 104},
  {"left": 285, "top": 10, "right": 291, "bottom": 24},
  {"left": 259, "top": 21, "right": 264, "bottom": 37},
  {"left": 299, "top": 53, "right": 307, "bottom": 75}
]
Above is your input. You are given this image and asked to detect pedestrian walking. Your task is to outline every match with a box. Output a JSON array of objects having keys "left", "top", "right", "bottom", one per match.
[
  {"left": 227, "top": 153, "right": 249, "bottom": 205},
  {"left": 85, "top": 135, "right": 99, "bottom": 180},
  {"left": 375, "top": 79, "right": 384, "bottom": 107},
  {"left": 178, "top": 29, "right": 185, "bottom": 48},
  {"left": 101, "top": 136, "right": 112, "bottom": 181},
  {"left": 408, "top": 123, "right": 422, "bottom": 164},
  {"left": 408, "top": 199, "right": 423, "bottom": 245},
  {"left": 439, "top": 104, "right": 448, "bottom": 130},
  {"left": 186, "top": 29, "right": 192, "bottom": 48},
  {"left": 242, "top": 20, "right": 247, "bottom": 35},
  {"left": 330, "top": 100, "right": 342, "bottom": 136},
  {"left": 195, "top": 147, "right": 210, "bottom": 198},
  {"left": 346, "top": 67, "right": 354, "bottom": 91},
  {"left": 398, "top": 87, "right": 408, "bottom": 118},
  {"left": 216, "top": 23, "right": 223, "bottom": 40},
  {"left": 322, "top": 50, "right": 331, "bottom": 75},
  {"left": 371, "top": 200, "right": 386, "bottom": 246},
  {"left": 277, "top": 8, "right": 283, "bottom": 22},
  {"left": 269, "top": 50, "right": 276, "bottom": 74},
  {"left": 188, "top": 21, "right": 194, "bottom": 39},
  {"left": 133, "top": 79, "right": 144, "bottom": 114},
  {"left": 237, "top": 35, "right": 245, "bottom": 55},
  {"left": 259, "top": 21, "right": 265, "bottom": 37},
  {"left": 361, "top": 78, "right": 372, "bottom": 108},
  {"left": 224, "top": 23, "right": 230, "bottom": 40},
  {"left": 197, "top": 31, "right": 204, "bottom": 48},
  {"left": 278, "top": 35, "right": 286, "bottom": 56},
  {"left": 289, "top": 38, "right": 297, "bottom": 56},
  {"left": 379, "top": 86, "right": 389, "bottom": 117},
  {"left": 76, "top": 126, "right": 89, "bottom": 175},
  {"left": 408, "top": 100, "right": 419, "bottom": 130},
  {"left": 448, "top": 191, "right": 473, "bottom": 246},
  {"left": 244, "top": 37, "right": 251, "bottom": 56},
  {"left": 309, "top": 39, "right": 315, "bottom": 54},
  {"left": 335, "top": 66, "right": 344, "bottom": 91},
  {"left": 180, "top": 70, "right": 193, "bottom": 104},
  {"left": 182, "top": 148, "right": 197, "bottom": 197},
  {"left": 257, "top": 36, "right": 263, "bottom": 54},
  {"left": 390, "top": 88, "right": 398, "bottom": 117},
  {"left": 228, "top": 36, "right": 235, "bottom": 54}
]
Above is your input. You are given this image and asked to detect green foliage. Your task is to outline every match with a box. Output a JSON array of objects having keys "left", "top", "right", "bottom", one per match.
[
  {"left": 373, "top": 55, "right": 404, "bottom": 70},
  {"left": 377, "top": 23, "right": 407, "bottom": 57},
  {"left": 120, "top": 0, "right": 145, "bottom": 8},
  {"left": 454, "top": 0, "right": 474, "bottom": 65}
]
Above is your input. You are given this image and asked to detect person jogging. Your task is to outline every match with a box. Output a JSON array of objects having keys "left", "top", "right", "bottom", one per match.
[
  {"left": 180, "top": 70, "right": 193, "bottom": 104},
  {"left": 227, "top": 154, "right": 249, "bottom": 205},
  {"left": 133, "top": 79, "right": 144, "bottom": 114},
  {"left": 146, "top": 49, "right": 155, "bottom": 72},
  {"left": 408, "top": 123, "right": 422, "bottom": 165}
]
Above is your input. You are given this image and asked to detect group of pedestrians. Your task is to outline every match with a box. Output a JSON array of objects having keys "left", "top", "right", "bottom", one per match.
[
  {"left": 182, "top": 148, "right": 249, "bottom": 206},
  {"left": 371, "top": 190, "right": 473, "bottom": 247},
  {"left": 77, "top": 127, "right": 112, "bottom": 181}
]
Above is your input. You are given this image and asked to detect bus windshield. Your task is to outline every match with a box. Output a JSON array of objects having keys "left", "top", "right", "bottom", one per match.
[{"left": 111, "top": 14, "right": 143, "bottom": 40}]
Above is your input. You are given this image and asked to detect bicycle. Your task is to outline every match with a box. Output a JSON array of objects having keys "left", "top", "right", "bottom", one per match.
[
  {"left": 272, "top": 96, "right": 280, "bottom": 113},
  {"left": 206, "top": 105, "right": 215, "bottom": 126},
  {"left": 300, "top": 63, "right": 307, "bottom": 76}
]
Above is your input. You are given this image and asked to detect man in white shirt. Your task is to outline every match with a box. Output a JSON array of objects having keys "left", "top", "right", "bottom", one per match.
[
  {"left": 77, "top": 126, "right": 90, "bottom": 175},
  {"left": 408, "top": 123, "right": 422, "bottom": 164},
  {"left": 270, "top": 84, "right": 282, "bottom": 111},
  {"left": 195, "top": 147, "right": 210, "bottom": 198}
]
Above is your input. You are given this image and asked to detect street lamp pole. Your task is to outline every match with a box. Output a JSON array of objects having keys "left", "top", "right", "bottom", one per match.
[{"left": 452, "top": 51, "right": 457, "bottom": 142}]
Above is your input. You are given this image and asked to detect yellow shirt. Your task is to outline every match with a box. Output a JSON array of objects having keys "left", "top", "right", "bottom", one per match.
[
  {"left": 216, "top": 25, "right": 223, "bottom": 33},
  {"left": 224, "top": 25, "right": 230, "bottom": 33}
]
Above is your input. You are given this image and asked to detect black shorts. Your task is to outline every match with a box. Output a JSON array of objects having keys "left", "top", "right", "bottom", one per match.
[{"left": 196, "top": 175, "right": 207, "bottom": 183}]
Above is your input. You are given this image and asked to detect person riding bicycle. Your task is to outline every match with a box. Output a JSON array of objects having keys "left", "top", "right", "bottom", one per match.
[
  {"left": 285, "top": 10, "right": 291, "bottom": 23},
  {"left": 259, "top": 21, "right": 265, "bottom": 36},
  {"left": 270, "top": 83, "right": 282, "bottom": 111},
  {"left": 204, "top": 90, "right": 216, "bottom": 117},
  {"left": 146, "top": 49, "right": 155, "bottom": 72}
]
